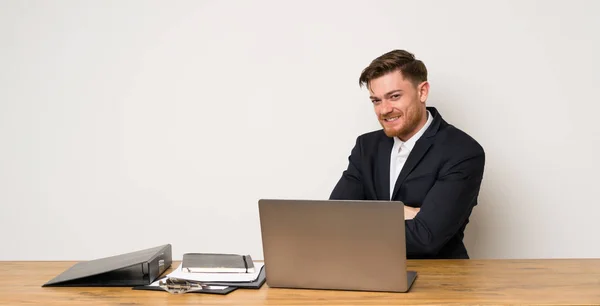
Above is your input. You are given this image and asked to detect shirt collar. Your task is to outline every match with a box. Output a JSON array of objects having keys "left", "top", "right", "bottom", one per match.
[{"left": 393, "top": 110, "right": 434, "bottom": 152}]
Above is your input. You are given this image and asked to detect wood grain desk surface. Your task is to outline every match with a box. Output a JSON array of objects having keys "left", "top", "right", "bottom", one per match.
[{"left": 1, "top": 259, "right": 599, "bottom": 305}]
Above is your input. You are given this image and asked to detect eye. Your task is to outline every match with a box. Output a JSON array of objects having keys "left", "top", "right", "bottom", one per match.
[
  {"left": 371, "top": 99, "right": 381, "bottom": 105},
  {"left": 391, "top": 94, "right": 401, "bottom": 99}
]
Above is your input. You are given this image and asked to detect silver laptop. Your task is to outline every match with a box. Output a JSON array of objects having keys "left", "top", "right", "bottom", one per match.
[{"left": 258, "top": 199, "right": 417, "bottom": 292}]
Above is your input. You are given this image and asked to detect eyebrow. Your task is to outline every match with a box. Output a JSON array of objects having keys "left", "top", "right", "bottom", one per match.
[{"left": 369, "top": 89, "right": 403, "bottom": 100}]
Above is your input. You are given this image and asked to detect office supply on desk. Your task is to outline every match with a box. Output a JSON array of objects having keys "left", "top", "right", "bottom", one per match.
[
  {"left": 42, "top": 244, "right": 172, "bottom": 287},
  {"left": 133, "top": 263, "right": 266, "bottom": 295},
  {"left": 132, "top": 276, "right": 237, "bottom": 295},
  {"left": 169, "top": 262, "right": 265, "bottom": 283},
  {"left": 182, "top": 253, "right": 255, "bottom": 273},
  {"left": 258, "top": 199, "right": 417, "bottom": 293}
]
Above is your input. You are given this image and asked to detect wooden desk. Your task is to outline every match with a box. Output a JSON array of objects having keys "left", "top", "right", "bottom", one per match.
[{"left": 1, "top": 259, "right": 599, "bottom": 305}]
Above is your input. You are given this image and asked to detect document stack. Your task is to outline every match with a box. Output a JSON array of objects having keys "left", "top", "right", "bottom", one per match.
[{"left": 133, "top": 253, "right": 265, "bottom": 295}]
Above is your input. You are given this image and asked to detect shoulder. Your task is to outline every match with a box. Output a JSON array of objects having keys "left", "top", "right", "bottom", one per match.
[
  {"left": 440, "top": 122, "right": 482, "bottom": 148},
  {"left": 354, "top": 129, "right": 390, "bottom": 148},
  {"left": 435, "top": 122, "right": 485, "bottom": 164},
  {"left": 426, "top": 107, "right": 484, "bottom": 157},
  {"left": 356, "top": 129, "right": 386, "bottom": 141},
  {"left": 342, "top": 130, "right": 391, "bottom": 158}
]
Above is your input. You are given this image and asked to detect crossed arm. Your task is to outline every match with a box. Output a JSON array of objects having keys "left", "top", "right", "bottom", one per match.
[
  {"left": 404, "top": 152, "right": 485, "bottom": 256},
  {"left": 329, "top": 137, "right": 485, "bottom": 257}
]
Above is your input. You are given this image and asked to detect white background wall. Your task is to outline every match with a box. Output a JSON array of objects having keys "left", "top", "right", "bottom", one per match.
[{"left": 1, "top": 0, "right": 598, "bottom": 260}]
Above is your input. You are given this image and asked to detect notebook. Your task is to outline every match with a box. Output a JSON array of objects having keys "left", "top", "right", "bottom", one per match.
[{"left": 182, "top": 253, "right": 255, "bottom": 273}]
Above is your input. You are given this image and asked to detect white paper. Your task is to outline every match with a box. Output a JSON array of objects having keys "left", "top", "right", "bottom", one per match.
[{"left": 166, "top": 262, "right": 264, "bottom": 282}]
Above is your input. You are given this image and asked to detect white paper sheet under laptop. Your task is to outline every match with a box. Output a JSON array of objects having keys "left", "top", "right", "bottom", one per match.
[{"left": 258, "top": 199, "right": 417, "bottom": 293}]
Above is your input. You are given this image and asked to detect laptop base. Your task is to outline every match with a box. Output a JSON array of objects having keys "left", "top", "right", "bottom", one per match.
[{"left": 407, "top": 271, "right": 418, "bottom": 292}]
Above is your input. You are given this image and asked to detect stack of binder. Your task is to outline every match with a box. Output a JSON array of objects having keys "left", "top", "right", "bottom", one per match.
[{"left": 41, "top": 245, "right": 265, "bottom": 295}]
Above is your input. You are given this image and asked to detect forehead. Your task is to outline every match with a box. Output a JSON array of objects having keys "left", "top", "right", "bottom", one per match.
[{"left": 368, "top": 70, "right": 413, "bottom": 96}]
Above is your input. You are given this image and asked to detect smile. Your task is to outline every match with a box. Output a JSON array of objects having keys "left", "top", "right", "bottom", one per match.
[{"left": 384, "top": 116, "right": 400, "bottom": 122}]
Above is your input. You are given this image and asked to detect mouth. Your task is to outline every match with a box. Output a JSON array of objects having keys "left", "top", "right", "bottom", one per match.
[{"left": 383, "top": 116, "right": 400, "bottom": 122}]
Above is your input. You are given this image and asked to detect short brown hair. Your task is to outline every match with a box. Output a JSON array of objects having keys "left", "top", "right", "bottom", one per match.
[{"left": 359, "top": 49, "right": 427, "bottom": 88}]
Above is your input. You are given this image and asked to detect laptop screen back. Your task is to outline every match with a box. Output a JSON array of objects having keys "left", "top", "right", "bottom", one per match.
[{"left": 258, "top": 199, "right": 409, "bottom": 292}]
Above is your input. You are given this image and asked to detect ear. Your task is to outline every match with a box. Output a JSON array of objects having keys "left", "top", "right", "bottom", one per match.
[{"left": 418, "top": 81, "right": 430, "bottom": 103}]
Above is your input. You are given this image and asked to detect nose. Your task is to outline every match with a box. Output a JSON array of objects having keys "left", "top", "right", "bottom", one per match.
[{"left": 379, "top": 99, "right": 393, "bottom": 116}]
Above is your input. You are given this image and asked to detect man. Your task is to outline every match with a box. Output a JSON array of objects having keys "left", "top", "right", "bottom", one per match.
[{"left": 329, "top": 50, "right": 485, "bottom": 259}]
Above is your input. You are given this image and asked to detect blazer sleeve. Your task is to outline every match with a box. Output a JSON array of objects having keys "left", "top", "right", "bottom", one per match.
[
  {"left": 329, "top": 137, "right": 366, "bottom": 200},
  {"left": 405, "top": 147, "right": 485, "bottom": 257}
]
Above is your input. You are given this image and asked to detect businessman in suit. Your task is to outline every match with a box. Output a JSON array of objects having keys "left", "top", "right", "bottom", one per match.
[{"left": 330, "top": 50, "right": 485, "bottom": 259}]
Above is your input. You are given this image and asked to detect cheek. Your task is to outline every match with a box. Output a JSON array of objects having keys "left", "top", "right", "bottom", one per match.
[
  {"left": 405, "top": 99, "right": 421, "bottom": 115},
  {"left": 394, "top": 102, "right": 410, "bottom": 116}
]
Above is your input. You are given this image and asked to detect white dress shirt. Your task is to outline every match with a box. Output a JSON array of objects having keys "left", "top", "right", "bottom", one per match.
[{"left": 390, "top": 110, "right": 433, "bottom": 199}]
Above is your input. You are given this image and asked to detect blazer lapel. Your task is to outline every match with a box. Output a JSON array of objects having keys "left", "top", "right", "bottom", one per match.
[
  {"left": 374, "top": 137, "right": 393, "bottom": 200},
  {"left": 391, "top": 137, "right": 433, "bottom": 200},
  {"left": 390, "top": 106, "right": 443, "bottom": 200}
]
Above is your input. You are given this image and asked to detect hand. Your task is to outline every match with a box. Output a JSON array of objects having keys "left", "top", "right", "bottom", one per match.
[{"left": 404, "top": 205, "right": 421, "bottom": 220}]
